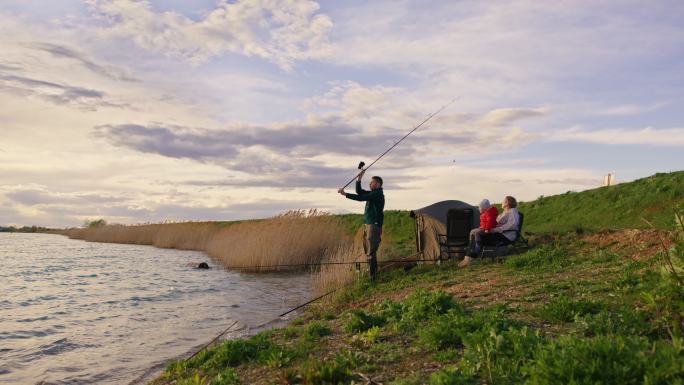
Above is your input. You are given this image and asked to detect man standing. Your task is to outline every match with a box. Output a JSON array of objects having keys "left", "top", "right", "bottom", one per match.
[{"left": 338, "top": 170, "right": 385, "bottom": 281}]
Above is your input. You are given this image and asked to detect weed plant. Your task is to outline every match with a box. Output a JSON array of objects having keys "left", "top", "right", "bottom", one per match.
[
  {"left": 345, "top": 309, "right": 386, "bottom": 333},
  {"left": 303, "top": 321, "right": 332, "bottom": 341},
  {"left": 534, "top": 295, "right": 605, "bottom": 323}
]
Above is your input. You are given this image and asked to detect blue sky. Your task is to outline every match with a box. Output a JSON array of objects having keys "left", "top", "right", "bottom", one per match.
[{"left": 1, "top": 0, "right": 682, "bottom": 227}]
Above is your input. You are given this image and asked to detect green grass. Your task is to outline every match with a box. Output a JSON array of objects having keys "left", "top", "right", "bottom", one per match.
[
  {"left": 153, "top": 183, "right": 684, "bottom": 385},
  {"left": 518, "top": 171, "right": 684, "bottom": 233}
]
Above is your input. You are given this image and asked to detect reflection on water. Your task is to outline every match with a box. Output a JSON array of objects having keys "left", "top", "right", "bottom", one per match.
[{"left": 0, "top": 233, "right": 312, "bottom": 385}]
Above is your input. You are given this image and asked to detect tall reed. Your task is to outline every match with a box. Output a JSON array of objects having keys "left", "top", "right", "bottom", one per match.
[
  {"left": 312, "top": 232, "right": 365, "bottom": 295},
  {"left": 63, "top": 210, "right": 350, "bottom": 272},
  {"left": 205, "top": 210, "right": 347, "bottom": 271}
]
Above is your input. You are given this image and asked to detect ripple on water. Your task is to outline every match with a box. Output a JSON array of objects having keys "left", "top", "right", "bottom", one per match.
[
  {"left": 16, "top": 315, "right": 51, "bottom": 323},
  {"left": 22, "top": 338, "right": 94, "bottom": 362},
  {"left": 0, "top": 328, "right": 59, "bottom": 340}
]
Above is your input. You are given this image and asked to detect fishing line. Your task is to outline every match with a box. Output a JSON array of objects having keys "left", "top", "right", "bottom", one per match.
[
  {"left": 220, "top": 257, "right": 439, "bottom": 271},
  {"left": 341, "top": 98, "right": 457, "bottom": 189}
]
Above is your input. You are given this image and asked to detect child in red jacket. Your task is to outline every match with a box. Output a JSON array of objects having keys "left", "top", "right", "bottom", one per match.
[
  {"left": 480, "top": 200, "right": 498, "bottom": 232},
  {"left": 459, "top": 199, "right": 498, "bottom": 267}
]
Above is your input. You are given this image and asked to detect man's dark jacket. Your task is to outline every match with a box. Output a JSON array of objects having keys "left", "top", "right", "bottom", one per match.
[{"left": 344, "top": 181, "right": 384, "bottom": 226}]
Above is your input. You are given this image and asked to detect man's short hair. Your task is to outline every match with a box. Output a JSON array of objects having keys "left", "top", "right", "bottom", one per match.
[{"left": 372, "top": 176, "right": 383, "bottom": 186}]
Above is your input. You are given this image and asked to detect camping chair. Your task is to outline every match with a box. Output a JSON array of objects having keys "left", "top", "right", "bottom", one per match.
[
  {"left": 438, "top": 208, "right": 472, "bottom": 261},
  {"left": 481, "top": 211, "right": 529, "bottom": 261}
]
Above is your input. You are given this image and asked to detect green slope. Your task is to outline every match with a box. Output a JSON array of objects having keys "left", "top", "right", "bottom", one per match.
[{"left": 519, "top": 171, "right": 684, "bottom": 233}]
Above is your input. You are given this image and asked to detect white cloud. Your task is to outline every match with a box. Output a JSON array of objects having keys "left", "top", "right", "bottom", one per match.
[
  {"left": 476, "top": 107, "right": 550, "bottom": 128},
  {"left": 85, "top": 0, "right": 333, "bottom": 69},
  {"left": 547, "top": 127, "right": 684, "bottom": 146},
  {"left": 593, "top": 102, "right": 668, "bottom": 116}
]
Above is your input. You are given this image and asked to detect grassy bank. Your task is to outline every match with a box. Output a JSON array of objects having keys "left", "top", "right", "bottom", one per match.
[
  {"left": 518, "top": 171, "right": 684, "bottom": 233},
  {"left": 153, "top": 223, "right": 684, "bottom": 384},
  {"left": 148, "top": 170, "right": 684, "bottom": 384}
]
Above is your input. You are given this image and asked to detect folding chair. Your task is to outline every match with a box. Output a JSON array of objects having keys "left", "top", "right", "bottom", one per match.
[
  {"left": 481, "top": 212, "right": 529, "bottom": 261},
  {"left": 438, "top": 208, "right": 473, "bottom": 261}
]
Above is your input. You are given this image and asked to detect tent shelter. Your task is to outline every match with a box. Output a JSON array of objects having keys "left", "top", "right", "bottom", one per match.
[{"left": 410, "top": 200, "right": 480, "bottom": 261}]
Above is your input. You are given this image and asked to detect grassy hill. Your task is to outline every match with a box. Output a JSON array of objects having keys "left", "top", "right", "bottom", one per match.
[
  {"left": 154, "top": 226, "right": 684, "bottom": 385},
  {"left": 518, "top": 171, "right": 684, "bottom": 233},
  {"left": 147, "top": 172, "right": 684, "bottom": 384}
]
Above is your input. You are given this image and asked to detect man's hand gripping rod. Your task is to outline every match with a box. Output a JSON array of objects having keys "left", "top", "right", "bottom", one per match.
[{"left": 340, "top": 99, "right": 456, "bottom": 189}]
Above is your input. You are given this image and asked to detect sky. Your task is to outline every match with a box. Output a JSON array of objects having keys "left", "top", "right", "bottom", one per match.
[{"left": 1, "top": 0, "right": 683, "bottom": 227}]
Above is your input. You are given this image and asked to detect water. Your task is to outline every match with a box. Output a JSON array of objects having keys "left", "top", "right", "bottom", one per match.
[{"left": 0, "top": 233, "right": 313, "bottom": 384}]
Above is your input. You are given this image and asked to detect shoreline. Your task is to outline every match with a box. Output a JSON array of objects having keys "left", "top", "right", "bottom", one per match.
[{"left": 130, "top": 315, "right": 296, "bottom": 385}]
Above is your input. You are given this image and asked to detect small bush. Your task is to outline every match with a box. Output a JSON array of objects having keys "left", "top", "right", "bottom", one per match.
[
  {"left": 401, "top": 289, "right": 459, "bottom": 323},
  {"left": 524, "top": 335, "right": 681, "bottom": 385},
  {"left": 419, "top": 315, "right": 464, "bottom": 351},
  {"left": 577, "top": 307, "right": 657, "bottom": 338},
  {"left": 460, "top": 327, "right": 545, "bottom": 385},
  {"left": 362, "top": 325, "right": 382, "bottom": 344},
  {"left": 186, "top": 333, "right": 274, "bottom": 370},
  {"left": 213, "top": 368, "right": 241, "bottom": 385},
  {"left": 534, "top": 296, "right": 605, "bottom": 323},
  {"left": 176, "top": 373, "right": 210, "bottom": 385},
  {"left": 281, "top": 326, "right": 299, "bottom": 339},
  {"left": 345, "top": 309, "right": 386, "bottom": 333},
  {"left": 428, "top": 367, "right": 476, "bottom": 385},
  {"left": 264, "top": 349, "right": 294, "bottom": 368},
  {"left": 304, "top": 321, "right": 332, "bottom": 341},
  {"left": 302, "top": 350, "right": 364, "bottom": 384}
]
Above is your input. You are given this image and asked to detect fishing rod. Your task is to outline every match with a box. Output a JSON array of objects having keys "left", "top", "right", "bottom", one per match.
[{"left": 340, "top": 98, "right": 457, "bottom": 189}]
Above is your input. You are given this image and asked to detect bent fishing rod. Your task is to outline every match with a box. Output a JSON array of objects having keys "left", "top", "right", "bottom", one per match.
[{"left": 340, "top": 98, "right": 457, "bottom": 189}]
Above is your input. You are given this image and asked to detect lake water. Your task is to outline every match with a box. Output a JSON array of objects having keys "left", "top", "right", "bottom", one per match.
[{"left": 0, "top": 233, "right": 313, "bottom": 384}]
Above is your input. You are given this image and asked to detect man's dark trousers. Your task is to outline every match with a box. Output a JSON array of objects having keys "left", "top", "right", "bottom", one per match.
[{"left": 363, "top": 224, "right": 382, "bottom": 281}]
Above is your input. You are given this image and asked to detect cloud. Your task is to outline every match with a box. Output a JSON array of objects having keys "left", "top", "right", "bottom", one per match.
[
  {"left": 547, "top": 127, "right": 684, "bottom": 146},
  {"left": 501, "top": 177, "right": 601, "bottom": 186},
  {"left": 92, "top": 122, "right": 378, "bottom": 187},
  {"left": 86, "top": 0, "right": 333, "bottom": 69},
  {"left": 593, "top": 102, "right": 668, "bottom": 116},
  {"left": 92, "top": 111, "right": 542, "bottom": 188},
  {"left": 476, "top": 107, "right": 549, "bottom": 128},
  {"left": 90, "top": 81, "right": 550, "bottom": 188},
  {"left": 0, "top": 71, "right": 127, "bottom": 110},
  {"left": 32, "top": 42, "right": 138, "bottom": 82},
  {"left": 4, "top": 187, "right": 129, "bottom": 206}
]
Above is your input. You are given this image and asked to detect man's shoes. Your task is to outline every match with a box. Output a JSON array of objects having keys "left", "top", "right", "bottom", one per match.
[{"left": 458, "top": 256, "right": 474, "bottom": 268}]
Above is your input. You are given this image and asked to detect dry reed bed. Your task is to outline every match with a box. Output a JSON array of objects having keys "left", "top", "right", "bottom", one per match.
[
  {"left": 63, "top": 211, "right": 357, "bottom": 277},
  {"left": 64, "top": 210, "right": 380, "bottom": 293}
]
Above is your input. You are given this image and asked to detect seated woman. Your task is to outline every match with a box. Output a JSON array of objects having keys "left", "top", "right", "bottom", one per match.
[
  {"left": 459, "top": 196, "right": 519, "bottom": 268},
  {"left": 468, "top": 198, "right": 498, "bottom": 252}
]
